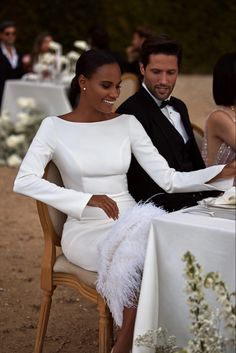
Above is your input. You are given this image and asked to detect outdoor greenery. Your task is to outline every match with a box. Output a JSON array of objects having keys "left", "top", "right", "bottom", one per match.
[{"left": 1, "top": 0, "right": 235, "bottom": 73}]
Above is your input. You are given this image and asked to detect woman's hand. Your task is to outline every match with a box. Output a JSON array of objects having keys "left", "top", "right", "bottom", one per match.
[
  {"left": 88, "top": 195, "right": 119, "bottom": 220},
  {"left": 210, "top": 160, "right": 236, "bottom": 182}
]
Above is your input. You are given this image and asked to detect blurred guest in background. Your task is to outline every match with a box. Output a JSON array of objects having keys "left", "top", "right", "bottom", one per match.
[
  {"left": 22, "top": 31, "right": 53, "bottom": 73},
  {"left": 125, "top": 26, "right": 155, "bottom": 78},
  {"left": 0, "top": 20, "right": 23, "bottom": 107},
  {"left": 202, "top": 52, "right": 236, "bottom": 169},
  {"left": 87, "top": 25, "right": 125, "bottom": 72}
]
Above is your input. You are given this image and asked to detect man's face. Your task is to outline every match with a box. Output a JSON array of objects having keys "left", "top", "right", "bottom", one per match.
[
  {"left": 0, "top": 26, "right": 17, "bottom": 46},
  {"left": 140, "top": 53, "right": 178, "bottom": 101},
  {"left": 131, "top": 33, "right": 144, "bottom": 50}
]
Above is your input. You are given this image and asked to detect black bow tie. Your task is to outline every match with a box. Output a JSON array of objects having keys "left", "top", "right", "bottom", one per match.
[{"left": 160, "top": 98, "right": 174, "bottom": 109}]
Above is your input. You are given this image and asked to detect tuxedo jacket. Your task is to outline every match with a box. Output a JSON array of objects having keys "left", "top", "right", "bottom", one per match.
[
  {"left": 117, "top": 87, "right": 219, "bottom": 211},
  {"left": 0, "top": 46, "right": 23, "bottom": 106}
]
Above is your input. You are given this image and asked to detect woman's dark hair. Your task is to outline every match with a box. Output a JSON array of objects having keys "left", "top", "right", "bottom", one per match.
[
  {"left": 140, "top": 34, "right": 183, "bottom": 68},
  {"left": 88, "top": 25, "right": 110, "bottom": 50},
  {"left": 213, "top": 52, "right": 236, "bottom": 106},
  {"left": 31, "top": 31, "right": 52, "bottom": 62},
  {"left": 69, "top": 49, "right": 119, "bottom": 107}
]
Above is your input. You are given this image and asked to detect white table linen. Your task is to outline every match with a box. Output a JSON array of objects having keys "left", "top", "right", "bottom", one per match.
[
  {"left": 132, "top": 209, "right": 235, "bottom": 352},
  {"left": 1, "top": 80, "right": 71, "bottom": 119}
]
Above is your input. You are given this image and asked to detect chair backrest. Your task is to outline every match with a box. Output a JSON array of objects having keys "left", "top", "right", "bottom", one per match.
[
  {"left": 113, "top": 72, "right": 139, "bottom": 111},
  {"left": 192, "top": 123, "right": 204, "bottom": 151},
  {"left": 37, "top": 161, "right": 67, "bottom": 246}
]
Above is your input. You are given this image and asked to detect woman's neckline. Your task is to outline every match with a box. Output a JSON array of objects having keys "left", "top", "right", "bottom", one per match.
[{"left": 56, "top": 114, "right": 123, "bottom": 124}]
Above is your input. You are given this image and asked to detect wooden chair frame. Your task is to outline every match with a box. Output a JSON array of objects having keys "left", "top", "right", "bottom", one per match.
[
  {"left": 191, "top": 123, "right": 204, "bottom": 151},
  {"left": 34, "top": 162, "right": 113, "bottom": 353}
]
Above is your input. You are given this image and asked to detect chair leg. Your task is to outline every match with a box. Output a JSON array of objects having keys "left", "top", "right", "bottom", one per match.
[
  {"left": 97, "top": 296, "right": 113, "bottom": 353},
  {"left": 34, "top": 288, "right": 54, "bottom": 353}
]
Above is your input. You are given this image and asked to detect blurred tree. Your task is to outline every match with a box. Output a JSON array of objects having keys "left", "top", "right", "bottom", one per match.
[{"left": 0, "top": 0, "right": 235, "bottom": 73}]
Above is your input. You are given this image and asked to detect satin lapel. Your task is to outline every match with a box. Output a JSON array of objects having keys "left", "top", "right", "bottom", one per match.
[
  {"left": 139, "top": 89, "right": 185, "bottom": 168},
  {"left": 172, "top": 99, "right": 193, "bottom": 137}
]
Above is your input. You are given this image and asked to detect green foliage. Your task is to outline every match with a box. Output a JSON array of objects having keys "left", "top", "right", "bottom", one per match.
[{"left": 1, "top": 0, "right": 235, "bottom": 73}]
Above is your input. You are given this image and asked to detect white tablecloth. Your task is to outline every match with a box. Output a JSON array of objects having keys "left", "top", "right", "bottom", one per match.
[
  {"left": 132, "top": 209, "right": 235, "bottom": 352},
  {"left": 1, "top": 80, "right": 71, "bottom": 119}
]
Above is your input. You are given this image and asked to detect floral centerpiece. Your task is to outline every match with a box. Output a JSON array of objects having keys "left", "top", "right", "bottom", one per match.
[
  {"left": 23, "top": 39, "right": 89, "bottom": 85},
  {"left": 0, "top": 97, "right": 44, "bottom": 167},
  {"left": 134, "top": 251, "right": 235, "bottom": 353}
]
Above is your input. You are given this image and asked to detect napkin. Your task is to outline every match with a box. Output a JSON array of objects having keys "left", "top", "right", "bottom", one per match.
[{"left": 200, "top": 187, "right": 236, "bottom": 207}]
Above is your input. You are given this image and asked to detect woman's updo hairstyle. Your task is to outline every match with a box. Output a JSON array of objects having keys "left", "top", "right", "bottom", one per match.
[{"left": 69, "top": 49, "right": 118, "bottom": 107}]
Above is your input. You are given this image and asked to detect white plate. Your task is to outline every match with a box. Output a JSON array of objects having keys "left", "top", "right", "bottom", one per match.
[
  {"left": 198, "top": 198, "right": 236, "bottom": 209},
  {"left": 206, "top": 203, "right": 236, "bottom": 209}
]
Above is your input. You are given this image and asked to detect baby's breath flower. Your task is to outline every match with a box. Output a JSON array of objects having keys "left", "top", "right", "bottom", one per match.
[
  {"left": 7, "top": 154, "right": 22, "bottom": 167},
  {"left": 48, "top": 40, "right": 61, "bottom": 51},
  {"left": 74, "top": 40, "right": 89, "bottom": 51}
]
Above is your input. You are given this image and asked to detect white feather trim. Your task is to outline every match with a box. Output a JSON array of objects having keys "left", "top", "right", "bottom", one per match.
[{"left": 96, "top": 202, "right": 166, "bottom": 327}]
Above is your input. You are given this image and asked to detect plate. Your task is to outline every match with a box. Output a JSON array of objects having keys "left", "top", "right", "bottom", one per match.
[
  {"left": 206, "top": 203, "right": 236, "bottom": 209},
  {"left": 198, "top": 198, "right": 236, "bottom": 209}
]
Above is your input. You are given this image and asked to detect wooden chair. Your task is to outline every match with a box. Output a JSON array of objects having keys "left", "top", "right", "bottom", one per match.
[
  {"left": 192, "top": 123, "right": 204, "bottom": 151},
  {"left": 113, "top": 72, "right": 139, "bottom": 111},
  {"left": 34, "top": 161, "right": 113, "bottom": 353}
]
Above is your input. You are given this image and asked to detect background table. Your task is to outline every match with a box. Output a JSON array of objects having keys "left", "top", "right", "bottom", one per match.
[
  {"left": 132, "top": 209, "right": 235, "bottom": 352},
  {"left": 1, "top": 80, "right": 71, "bottom": 120}
]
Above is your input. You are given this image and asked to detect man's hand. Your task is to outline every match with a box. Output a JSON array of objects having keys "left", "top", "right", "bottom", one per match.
[{"left": 88, "top": 195, "right": 119, "bottom": 220}]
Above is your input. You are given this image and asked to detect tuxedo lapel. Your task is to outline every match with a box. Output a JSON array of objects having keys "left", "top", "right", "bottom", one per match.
[{"left": 138, "top": 89, "right": 187, "bottom": 168}]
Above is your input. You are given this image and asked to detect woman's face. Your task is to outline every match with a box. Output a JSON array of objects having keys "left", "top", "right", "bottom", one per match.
[
  {"left": 40, "top": 35, "right": 53, "bottom": 53},
  {"left": 82, "top": 63, "right": 121, "bottom": 114}
]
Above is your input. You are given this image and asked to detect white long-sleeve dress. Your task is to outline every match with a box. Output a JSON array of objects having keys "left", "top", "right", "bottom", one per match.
[{"left": 14, "top": 114, "right": 229, "bottom": 325}]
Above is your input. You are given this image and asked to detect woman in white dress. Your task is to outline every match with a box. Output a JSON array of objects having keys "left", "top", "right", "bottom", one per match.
[{"left": 14, "top": 49, "right": 235, "bottom": 353}]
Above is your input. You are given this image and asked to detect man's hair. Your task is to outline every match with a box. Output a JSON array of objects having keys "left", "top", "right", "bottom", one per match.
[
  {"left": 140, "top": 34, "right": 183, "bottom": 68},
  {"left": 0, "top": 20, "right": 16, "bottom": 33}
]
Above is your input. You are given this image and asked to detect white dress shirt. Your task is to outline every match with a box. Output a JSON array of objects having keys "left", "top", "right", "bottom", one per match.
[
  {"left": 1, "top": 43, "right": 19, "bottom": 69},
  {"left": 142, "top": 82, "right": 189, "bottom": 143}
]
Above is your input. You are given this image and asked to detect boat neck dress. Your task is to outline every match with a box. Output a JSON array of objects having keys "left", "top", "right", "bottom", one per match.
[{"left": 14, "top": 114, "right": 229, "bottom": 325}]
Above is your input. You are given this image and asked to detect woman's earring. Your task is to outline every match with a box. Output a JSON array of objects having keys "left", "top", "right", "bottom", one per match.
[{"left": 83, "top": 87, "right": 86, "bottom": 91}]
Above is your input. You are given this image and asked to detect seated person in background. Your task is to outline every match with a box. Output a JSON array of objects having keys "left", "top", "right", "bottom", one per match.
[
  {"left": 125, "top": 26, "right": 155, "bottom": 80},
  {"left": 202, "top": 52, "right": 236, "bottom": 168},
  {"left": 87, "top": 25, "right": 125, "bottom": 72},
  {"left": 117, "top": 35, "right": 221, "bottom": 212},
  {"left": 13, "top": 49, "right": 235, "bottom": 353},
  {"left": 22, "top": 31, "right": 53, "bottom": 73},
  {"left": 0, "top": 20, "right": 23, "bottom": 106}
]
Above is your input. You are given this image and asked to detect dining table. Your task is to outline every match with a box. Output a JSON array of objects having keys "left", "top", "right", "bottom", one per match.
[
  {"left": 1, "top": 79, "right": 71, "bottom": 120},
  {"left": 132, "top": 205, "right": 235, "bottom": 352}
]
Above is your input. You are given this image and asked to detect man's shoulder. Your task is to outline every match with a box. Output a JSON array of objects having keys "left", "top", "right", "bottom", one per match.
[
  {"left": 117, "top": 88, "right": 153, "bottom": 114},
  {"left": 172, "top": 96, "right": 187, "bottom": 108}
]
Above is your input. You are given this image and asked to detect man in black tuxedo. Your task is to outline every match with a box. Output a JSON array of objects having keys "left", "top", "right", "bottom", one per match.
[
  {"left": 0, "top": 21, "right": 23, "bottom": 107},
  {"left": 117, "top": 35, "right": 219, "bottom": 211}
]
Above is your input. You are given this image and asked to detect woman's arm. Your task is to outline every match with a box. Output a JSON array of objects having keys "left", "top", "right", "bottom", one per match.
[
  {"left": 208, "top": 110, "right": 236, "bottom": 150},
  {"left": 13, "top": 117, "right": 92, "bottom": 219}
]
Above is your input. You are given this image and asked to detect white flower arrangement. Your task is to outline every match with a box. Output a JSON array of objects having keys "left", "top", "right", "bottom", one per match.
[
  {"left": 73, "top": 40, "right": 90, "bottom": 51},
  {"left": 23, "top": 39, "right": 88, "bottom": 84},
  {"left": 134, "top": 251, "right": 235, "bottom": 353},
  {"left": 0, "top": 98, "right": 44, "bottom": 167},
  {"left": 66, "top": 50, "right": 80, "bottom": 61},
  {"left": 135, "top": 328, "right": 179, "bottom": 352},
  {"left": 48, "top": 40, "right": 62, "bottom": 51}
]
